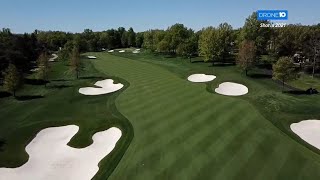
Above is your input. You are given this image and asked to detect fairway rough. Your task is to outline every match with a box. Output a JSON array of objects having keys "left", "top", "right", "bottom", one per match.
[
  {"left": 187, "top": 74, "right": 216, "bottom": 82},
  {"left": 79, "top": 79, "right": 124, "bottom": 95},
  {"left": 291, "top": 120, "right": 320, "bottom": 150},
  {"left": 0, "top": 125, "right": 122, "bottom": 180},
  {"left": 215, "top": 82, "right": 248, "bottom": 96}
]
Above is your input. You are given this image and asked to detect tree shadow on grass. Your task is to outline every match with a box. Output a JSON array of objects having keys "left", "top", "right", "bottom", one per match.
[
  {"left": 284, "top": 90, "right": 319, "bottom": 95},
  {"left": 79, "top": 76, "right": 105, "bottom": 80},
  {"left": 15, "top": 95, "right": 44, "bottom": 101},
  {"left": 0, "top": 139, "right": 6, "bottom": 152},
  {"left": 248, "top": 73, "right": 272, "bottom": 79},
  {"left": 51, "top": 79, "right": 69, "bottom": 82},
  {"left": 191, "top": 60, "right": 205, "bottom": 64},
  {"left": 0, "top": 91, "right": 11, "bottom": 98},
  {"left": 24, "top": 78, "right": 49, "bottom": 85},
  {"left": 210, "top": 63, "right": 235, "bottom": 67},
  {"left": 48, "top": 85, "right": 72, "bottom": 89}
]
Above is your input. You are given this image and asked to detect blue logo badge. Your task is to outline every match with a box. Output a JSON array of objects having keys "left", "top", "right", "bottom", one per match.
[{"left": 257, "top": 10, "right": 288, "bottom": 20}]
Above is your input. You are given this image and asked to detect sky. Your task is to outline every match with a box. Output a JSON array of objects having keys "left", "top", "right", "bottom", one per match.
[{"left": 1, "top": 0, "right": 319, "bottom": 33}]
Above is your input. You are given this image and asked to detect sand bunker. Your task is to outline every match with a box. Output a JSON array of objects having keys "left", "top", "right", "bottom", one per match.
[
  {"left": 291, "top": 120, "right": 320, "bottom": 150},
  {"left": 187, "top": 74, "right": 216, "bottom": 82},
  {"left": 87, "top": 56, "right": 97, "bottom": 59},
  {"left": 79, "top": 79, "right": 124, "bottom": 95},
  {"left": 108, "top": 50, "right": 114, "bottom": 53},
  {"left": 215, "top": 82, "right": 248, "bottom": 96},
  {"left": 119, "top": 50, "right": 125, "bottom": 53},
  {"left": 133, "top": 50, "right": 140, "bottom": 54},
  {"left": 0, "top": 125, "right": 122, "bottom": 180},
  {"left": 49, "top": 54, "right": 58, "bottom": 62},
  {"left": 30, "top": 68, "right": 40, "bottom": 72}
]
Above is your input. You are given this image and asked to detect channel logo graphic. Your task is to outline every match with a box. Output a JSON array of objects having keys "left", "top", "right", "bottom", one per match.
[{"left": 257, "top": 10, "right": 288, "bottom": 20}]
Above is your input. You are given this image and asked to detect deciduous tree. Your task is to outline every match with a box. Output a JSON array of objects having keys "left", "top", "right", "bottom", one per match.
[
  {"left": 199, "top": 27, "right": 221, "bottom": 64},
  {"left": 70, "top": 47, "right": 81, "bottom": 79},
  {"left": 273, "top": 57, "right": 298, "bottom": 91},
  {"left": 240, "top": 12, "right": 271, "bottom": 56},
  {"left": 37, "top": 52, "right": 50, "bottom": 86},
  {"left": 237, "top": 40, "right": 256, "bottom": 76},
  {"left": 3, "top": 64, "right": 22, "bottom": 97}
]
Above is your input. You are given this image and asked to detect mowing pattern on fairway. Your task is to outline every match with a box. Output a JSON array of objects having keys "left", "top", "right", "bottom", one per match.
[{"left": 91, "top": 53, "right": 320, "bottom": 180}]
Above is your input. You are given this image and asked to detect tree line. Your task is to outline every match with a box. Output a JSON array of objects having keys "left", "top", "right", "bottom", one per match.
[{"left": 1, "top": 12, "right": 320, "bottom": 96}]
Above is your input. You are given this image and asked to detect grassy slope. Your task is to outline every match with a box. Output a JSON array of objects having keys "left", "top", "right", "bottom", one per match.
[
  {"left": 288, "top": 73, "right": 320, "bottom": 90},
  {"left": 89, "top": 52, "right": 320, "bottom": 180},
  {"left": 0, "top": 59, "right": 133, "bottom": 179}
]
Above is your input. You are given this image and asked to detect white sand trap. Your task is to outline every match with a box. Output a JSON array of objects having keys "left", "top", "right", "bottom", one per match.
[
  {"left": 187, "top": 74, "right": 216, "bottom": 83},
  {"left": 136, "top": 49, "right": 140, "bottom": 51},
  {"left": 119, "top": 50, "right": 125, "bottom": 53},
  {"left": 132, "top": 50, "right": 140, "bottom": 54},
  {"left": 0, "top": 125, "right": 122, "bottom": 180},
  {"left": 215, "top": 82, "right": 248, "bottom": 96},
  {"left": 49, "top": 54, "right": 58, "bottom": 62},
  {"left": 108, "top": 50, "right": 114, "bottom": 53},
  {"left": 87, "top": 56, "right": 97, "bottom": 59},
  {"left": 30, "top": 68, "right": 40, "bottom": 72},
  {"left": 291, "top": 120, "right": 320, "bottom": 150},
  {"left": 79, "top": 79, "right": 124, "bottom": 96}
]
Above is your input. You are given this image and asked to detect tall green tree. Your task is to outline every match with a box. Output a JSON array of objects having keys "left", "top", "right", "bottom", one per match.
[
  {"left": 167, "top": 24, "right": 190, "bottom": 52},
  {"left": 143, "top": 30, "right": 156, "bottom": 51},
  {"left": 241, "top": 12, "right": 271, "bottom": 56},
  {"left": 273, "top": 57, "right": 298, "bottom": 91},
  {"left": 176, "top": 34, "right": 198, "bottom": 62},
  {"left": 70, "top": 47, "right": 81, "bottom": 79},
  {"left": 135, "top": 32, "right": 144, "bottom": 48},
  {"left": 237, "top": 40, "right": 256, "bottom": 76},
  {"left": 218, "top": 23, "right": 234, "bottom": 62},
  {"left": 37, "top": 52, "right": 50, "bottom": 86},
  {"left": 198, "top": 27, "right": 221, "bottom": 64},
  {"left": 127, "top": 27, "right": 136, "bottom": 47},
  {"left": 304, "top": 27, "right": 320, "bottom": 77},
  {"left": 3, "top": 64, "right": 23, "bottom": 97}
]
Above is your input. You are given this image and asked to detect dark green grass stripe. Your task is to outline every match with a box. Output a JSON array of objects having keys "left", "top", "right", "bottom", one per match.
[
  {"left": 298, "top": 159, "right": 320, "bottom": 179},
  {"left": 232, "top": 134, "right": 280, "bottom": 180},
  {"left": 188, "top": 114, "right": 259, "bottom": 180},
  {"left": 122, "top": 78, "right": 195, "bottom": 101},
  {"left": 153, "top": 105, "right": 254, "bottom": 179},
  {"left": 120, "top": 91, "right": 203, "bottom": 125},
  {"left": 132, "top": 97, "right": 225, "bottom": 152},
  {"left": 159, "top": 110, "right": 253, "bottom": 179},
  {"left": 133, "top": 94, "right": 230, "bottom": 138},
  {"left": 118, "top": 79, "right": 191, "bottom": 108},
  {"left": 136, "top": 103, "right": 253, "bottom": 178},
  {"left": 124, "top": 91, "right": 214, "bottom": 129},
  {"left": 127, "top": 99, "right": 238, "bottom": 162},
  {"left": 250, "top": 140, "right": 293, "bottom": 180},
  {"left": 275, "top": 150, "right": 315, "bottom": 179},
  {"left": 119, "top": 84, "right": 198, "bottom": 115},
  {"left": 124, "top": 101, "right": 242, "bottom": 180}
]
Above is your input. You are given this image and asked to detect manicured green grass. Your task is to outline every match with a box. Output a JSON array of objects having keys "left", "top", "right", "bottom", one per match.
[
  {"left": 88, "top": 52, "right": 320, "bottom": 180},
  {"left": 288, "top": 73, "right": 320, "bottom": 90},
  {"left": 0, "top": 59, "right": 133, "bottom": 179},
  {"left": 2, "top": 50, "right": 320, "bottom": 179}
]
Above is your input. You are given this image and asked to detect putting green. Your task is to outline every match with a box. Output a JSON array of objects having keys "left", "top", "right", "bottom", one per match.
[{"left": 89, "top": 53, "right": 320, "bottom": 180}]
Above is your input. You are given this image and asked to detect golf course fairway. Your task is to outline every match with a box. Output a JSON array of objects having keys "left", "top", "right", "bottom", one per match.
[{"left": 88, "top": 53, "right": 320, "bottom": 180}]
